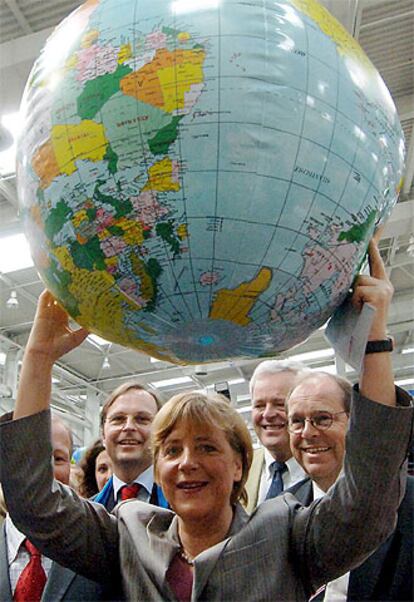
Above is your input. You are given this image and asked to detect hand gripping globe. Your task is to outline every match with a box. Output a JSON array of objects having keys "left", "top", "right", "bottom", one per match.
[{"left": 17, "top": 0, "right": 404, "bottom": 364}]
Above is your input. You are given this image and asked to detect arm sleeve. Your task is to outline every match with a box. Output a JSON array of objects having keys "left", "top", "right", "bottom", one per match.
[
  {"left": 291, "top": 387, "right": 414, "bottom": 595},
  {"left": 0, "top": 409, "right": 120, "bottom": 585}
]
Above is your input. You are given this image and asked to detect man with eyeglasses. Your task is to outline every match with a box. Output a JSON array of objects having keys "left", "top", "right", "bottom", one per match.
[
  {"left": 286, "top": 371, "right": 413, "bottom": 601},
  {"left": 93, "top": 382, "right": 168, "bottom": 510}
]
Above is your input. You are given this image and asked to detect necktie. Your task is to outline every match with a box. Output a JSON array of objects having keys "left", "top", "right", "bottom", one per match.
[
  {"left": 120, "top": 483, "right": 141, "bottom": 501},
  {"left": 14, "top": 539, "right": 47, "bottom": 602},
  {"left": 265, "top": 461, "right": 287, "bottom": 500}
]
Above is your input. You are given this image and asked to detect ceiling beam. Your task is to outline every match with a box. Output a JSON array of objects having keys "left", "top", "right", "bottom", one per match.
[{"left": 4, "top": 0, "right": 33, "bottom": 36}]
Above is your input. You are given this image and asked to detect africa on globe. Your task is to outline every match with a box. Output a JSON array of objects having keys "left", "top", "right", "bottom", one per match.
[{"left": 17, "top": 0, "right": 405, "bottom": 364}]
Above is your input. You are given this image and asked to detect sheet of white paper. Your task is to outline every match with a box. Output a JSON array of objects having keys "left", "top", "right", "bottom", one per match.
[{"left": 325, "top": 298, "right": 376, "bottom": 371}]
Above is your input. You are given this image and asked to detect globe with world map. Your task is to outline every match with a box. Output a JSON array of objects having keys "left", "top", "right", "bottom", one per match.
[{"left": 17, "top": 0, "right": 404, "bottom": 364}]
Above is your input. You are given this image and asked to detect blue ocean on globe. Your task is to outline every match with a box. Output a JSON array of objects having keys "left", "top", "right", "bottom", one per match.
[{"left": 17, "top": 0, "right": 405, "bottom": 364}]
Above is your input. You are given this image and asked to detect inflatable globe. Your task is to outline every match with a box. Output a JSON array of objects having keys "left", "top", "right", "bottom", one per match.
[{"left": 17, "top": 0, "right": 404, "bottom": 364}]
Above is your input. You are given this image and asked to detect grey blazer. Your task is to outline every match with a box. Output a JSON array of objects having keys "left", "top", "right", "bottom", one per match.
[
  {"left": 0, "top": 523, "right": 113, "bottom": 601},
  {"left": 288, "top": 476, "right": 414, "bottom": 600},
  {"left": 0, "top": 389, "right": 412, "bottom": 602}
]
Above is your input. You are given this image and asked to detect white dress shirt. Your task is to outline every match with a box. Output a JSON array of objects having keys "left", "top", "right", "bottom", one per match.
[
  {"left": 112, "top": 464, "right": 155, "bottom": 503},
  {"left": 258, "top": 448, "right": 306, "bottom": 504},
  {"left": 312, "top": 481, "right": 349, "bottom": 601},
  {"left": 5, "top": 514, "right": 52, "bottom": 593}
]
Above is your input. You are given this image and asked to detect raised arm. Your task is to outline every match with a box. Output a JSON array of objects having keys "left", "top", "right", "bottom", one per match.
[
  {"left": 0, "top": 292, "right": 120, "bottom": 584},
  {"left": 14, "top": 290, "right": 88, "bottom": 419},
  {"left": 352, "top": 237, "right": 395, "bottom": 406},
  {"left": 290, "top": 234, "right": 413, "bottom": 595}
]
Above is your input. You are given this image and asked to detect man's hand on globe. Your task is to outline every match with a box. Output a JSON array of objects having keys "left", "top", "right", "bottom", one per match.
[{"left": 351, "top": 239, "right": 393, "bottom": 341}]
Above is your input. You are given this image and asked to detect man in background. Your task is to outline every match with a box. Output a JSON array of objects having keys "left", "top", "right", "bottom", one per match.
[
  {"left": 93, "top": 382, "right": 168, "bottom": 509},
  {"left": 0, "top": 415, "right": 110, "bottom": 601},
  {"left": 286, "top": 371, "right": 413, "bottom": 601},
  {"left": 244, "top": 359, "right": 308, "bottom": 512}
]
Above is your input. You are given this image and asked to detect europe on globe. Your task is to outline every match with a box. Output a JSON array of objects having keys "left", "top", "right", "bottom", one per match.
[{"left": 17, "top": 0, "right": 405, "bottom": 364}]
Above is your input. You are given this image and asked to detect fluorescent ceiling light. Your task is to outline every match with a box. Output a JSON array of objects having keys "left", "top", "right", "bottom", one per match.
[
  {"left": 0, "top": 112, "right": 23, "bottom": 177},
  {"left": 88, "top": 333, "right": 111, "bottom": 346},
  {"left": 151, "top": 376, "right": 193, "bottom": 388},
  {"left": 227, "top": 378, "right": 245, "bottom": 385},
  {"left": 395, "top": 378, "right": 414, "bottom": 386},
  {"left": 0, "top": 233, "right": 34, "bottom": 273},
  {"left": 289, "top": 348, "right": 335, "bottom": 362}
]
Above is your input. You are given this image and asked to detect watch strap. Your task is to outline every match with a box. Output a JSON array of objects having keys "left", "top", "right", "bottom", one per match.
[{"left": 365, "top": 337, "right": 394, "bottom": 354}]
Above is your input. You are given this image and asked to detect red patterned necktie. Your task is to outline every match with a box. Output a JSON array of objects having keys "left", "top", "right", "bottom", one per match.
[
  {"left": 13, "top": 539, "right": 47, "bottom": 602},
  {"left": 120, "top": 483, "right": 141, "bottom": 501}
]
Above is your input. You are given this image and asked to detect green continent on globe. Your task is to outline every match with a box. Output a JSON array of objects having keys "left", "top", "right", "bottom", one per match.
[
  {"left": 156, "top": 221, "right": 181, "bottom": 257},
  {"left": 339, "top": 210, "right": 377, "bottom": 243},
  {"left": 103, "top": 144, "right": 119, "bottom": 174},
  {"left": 148, "top": 116, "right": 184, "bottom": 155},
  {"left": 77, "top": 63, "right": 133, "bottom": 120}
]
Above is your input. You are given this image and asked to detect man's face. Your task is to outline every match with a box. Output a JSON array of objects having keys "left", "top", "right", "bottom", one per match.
[
  {"left": 102, "top": 389, "right": 158, "bottom": 478},
  {"left": 51, "top": 420, "right": 72, "bottom": 486},
  {"left": 251, "top": 371, "right": 296, "bottom": 461},
  {"left": 287, "top": 375, "right": 349, "bottom": 491}
]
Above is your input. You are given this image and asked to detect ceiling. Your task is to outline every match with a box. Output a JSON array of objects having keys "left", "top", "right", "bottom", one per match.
[{"left": 0, "top": 0, "right": 413, "bottom": 445}]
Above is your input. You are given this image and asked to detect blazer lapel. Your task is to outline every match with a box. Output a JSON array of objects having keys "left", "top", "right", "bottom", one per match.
[
  {"left": 146, "top": 512, "right": 181, "bottom": 596},
  {"left": 192, "top": 504, "right": 250, "bottom": 600},
  {"left": 290, "top": 478, "right": 313, "bottom": 506},
  {"left": 42, "top": 562, "right": 76, "bottom": 601},
  {"left": 0, "top": 526, "right": 13, "bottom": 602}
]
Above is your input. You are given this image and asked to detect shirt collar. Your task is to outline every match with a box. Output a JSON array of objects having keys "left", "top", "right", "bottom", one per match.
[
  {"left": 286, "top": 456, "right": 307, "bottom": 483},
  {"left": 5, "top": 515, "right": 26, "bottom": 565},
  {"left": 312, "top": 481, "right": 326, "bottom": 500},
  {"left": 112, "top": 465, "right": 154, "bottom": 499},
  {"left": 263, "top": 448, "right": 305, "bottom": 480}
]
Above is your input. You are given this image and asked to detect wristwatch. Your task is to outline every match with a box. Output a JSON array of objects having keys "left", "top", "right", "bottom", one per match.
[{"left": 365, "top": 337, "right": 394, "bottom": 354}]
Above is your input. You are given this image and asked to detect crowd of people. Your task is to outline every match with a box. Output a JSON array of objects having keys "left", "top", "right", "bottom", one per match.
[{"left": 0, "top": 238, "right": 412, "bottom": 601}]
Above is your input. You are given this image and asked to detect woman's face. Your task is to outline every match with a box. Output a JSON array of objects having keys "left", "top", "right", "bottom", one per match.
[
  {"left": 156, "top": 420, "right": 242, "bottom": 525},
  {"left": 95, "top": 449, "right": 112, "bottom": 491}
]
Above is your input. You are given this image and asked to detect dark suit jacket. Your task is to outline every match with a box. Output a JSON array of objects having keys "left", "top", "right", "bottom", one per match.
[
  {"left": 288, "top": 476, "right": 414, "bottom": 601},
  {"left": 0, "top": 523, "right": 112, "bottom": 601}
]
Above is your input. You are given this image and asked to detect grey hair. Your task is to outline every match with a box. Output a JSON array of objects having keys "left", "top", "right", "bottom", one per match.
[{"left": 250, "top": 359, "right": 310, "bottom": 397}]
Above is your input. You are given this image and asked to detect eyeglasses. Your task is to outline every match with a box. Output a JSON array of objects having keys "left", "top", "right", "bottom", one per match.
[{"left": 287, "top": 411, "right": 348, "bottom": 434}]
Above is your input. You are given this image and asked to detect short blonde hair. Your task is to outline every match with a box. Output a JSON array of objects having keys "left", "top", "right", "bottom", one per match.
[{"left": 152, "top": 391, "right": 253, "bottom": 505}]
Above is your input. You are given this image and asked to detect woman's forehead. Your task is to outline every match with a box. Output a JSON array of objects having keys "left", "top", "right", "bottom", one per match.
[{"left": 164, "top": 416, "right": 221, "bottom": 440}]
